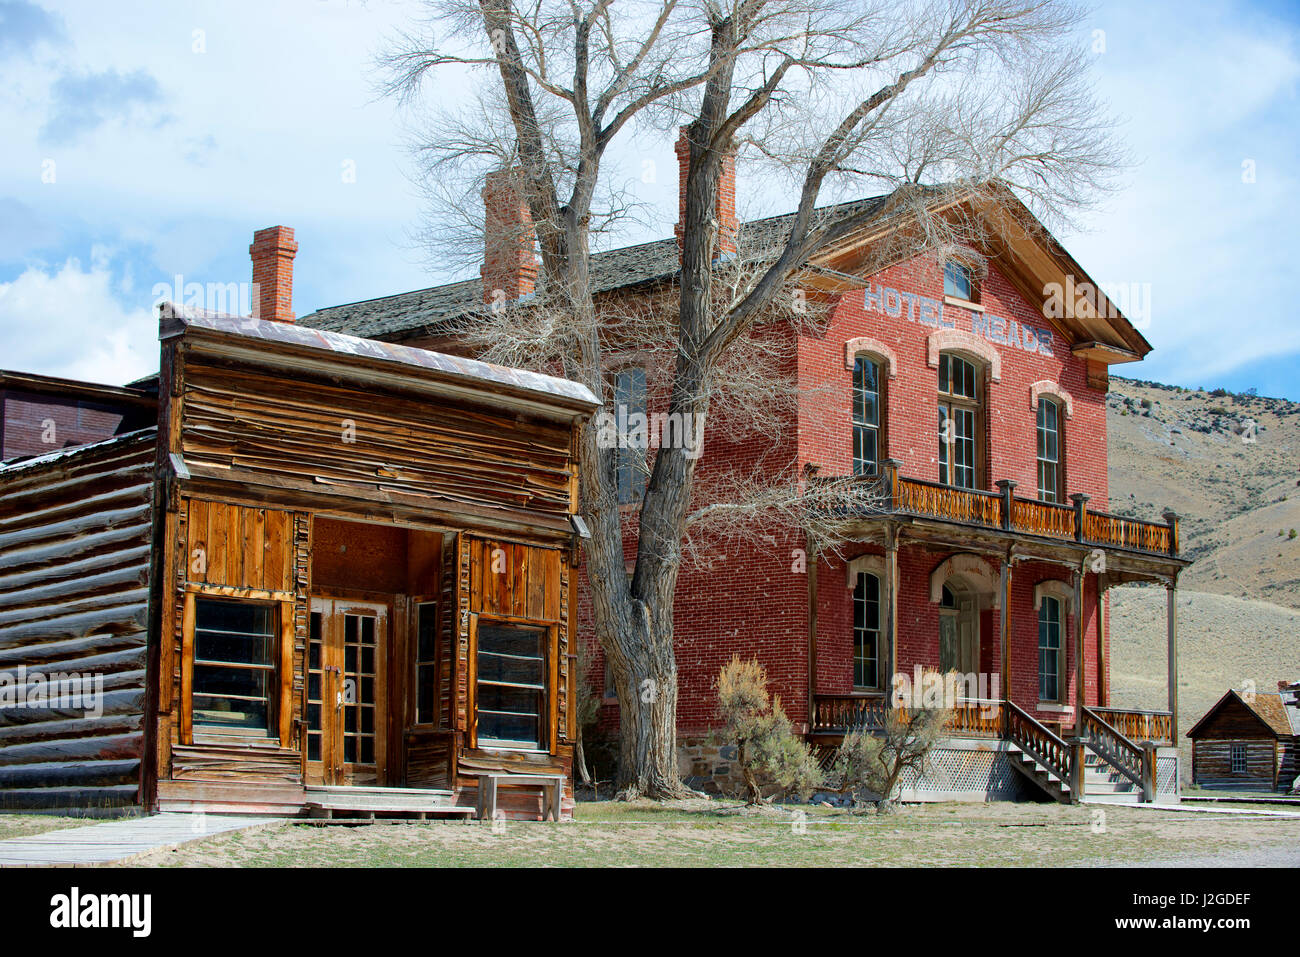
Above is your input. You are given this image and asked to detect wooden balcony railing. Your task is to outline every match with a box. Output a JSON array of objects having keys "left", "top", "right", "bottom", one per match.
[
  {"left": 1088, "top": 707, "right": 1173, "bottom": 745},
  {"left": 808, "top": 463, "right": 1179, "bottom": 558},
  {"left": 811, "top": 694, "right": 1001, "bottom": 737}
]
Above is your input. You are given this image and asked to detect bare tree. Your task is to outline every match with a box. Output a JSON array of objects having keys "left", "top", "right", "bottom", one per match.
[{"left": 383, "top": 0, "right": 1122, "bottom": 799}]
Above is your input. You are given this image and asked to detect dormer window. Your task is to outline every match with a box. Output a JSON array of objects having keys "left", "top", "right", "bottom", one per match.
[{"left": 944, "top": 261, "right": 977, "bottom": 303}]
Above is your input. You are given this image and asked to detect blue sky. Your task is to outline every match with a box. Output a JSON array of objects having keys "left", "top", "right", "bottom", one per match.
[{"left": 1, "top": 0, "right": 1297, "bottom": 397}]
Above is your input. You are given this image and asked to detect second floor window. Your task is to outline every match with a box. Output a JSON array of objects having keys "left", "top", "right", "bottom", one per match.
[
  {"left": 1037, "top": 398, "right": 1063, "bottom": 503},
  {"left": 938, "top": 353, "right": 980, "bottom": 489},
  {"left": 852, "top": 355, "right": 881, "bottom": 475},
  {"left": 613, "top": 367, "right": 647, "bottom": 505}
]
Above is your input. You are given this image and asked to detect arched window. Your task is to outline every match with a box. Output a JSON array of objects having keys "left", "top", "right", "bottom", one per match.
[
  {"left": 938, "top": 353, "right": 982, "bottom": 489},
  {"left": 854, "top": 572, "right": 881, "bottom": 689},
  {"left": 1036, "top": 396, "right": 1063, "bottom": 503},
  {"left": 852, "top": 355, "right": 882, "bottom": 475},
  {"left": 1038, "top": 596, "right": 1063, "bottom": 702}
]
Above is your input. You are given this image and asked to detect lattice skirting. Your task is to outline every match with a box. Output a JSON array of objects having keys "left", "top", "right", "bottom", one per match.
[
  {"left": 895, "top": 743, "right": 1029, "bottom": 802},
  {"left": 1156, "top": 754, "right": 1180, "bottom": 795}
]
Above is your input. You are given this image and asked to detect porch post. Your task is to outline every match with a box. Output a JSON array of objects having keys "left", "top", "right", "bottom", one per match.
[
  {"left": 1073, "top": 568, "right": 1085, "bottom": 726},
  {"left": 884, "top": 524, "right": 899, "bottom": 704},
  {"left": 1166, "top": 576, "right": 1179, "bottom": 742},
  {"left": 1096, "top": 574, "right": 1108, "bottom": 707},
  {"left": 806, "top": 532, "right": 817, "bottom": 731},
  {"left": 998, "top": 549, "right": 1013, "bottom": 703}
]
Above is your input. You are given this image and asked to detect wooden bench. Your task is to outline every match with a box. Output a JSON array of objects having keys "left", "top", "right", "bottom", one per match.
[{"left": 470, "top": 772, "right": 565, "bottom": 822}]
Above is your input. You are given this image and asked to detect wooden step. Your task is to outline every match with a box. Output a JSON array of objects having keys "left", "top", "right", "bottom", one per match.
[{"left": 303, "top": 785, "right": 460, "bottom": 813}]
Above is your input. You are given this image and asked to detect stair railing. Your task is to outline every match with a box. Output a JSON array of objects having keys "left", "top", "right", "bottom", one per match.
[
  {"left": 1080, "top": 706, "right": 1155, "bottom": 801},
  {"left": 1003, "top": 700, "right": 1074, "bottom": 794}
]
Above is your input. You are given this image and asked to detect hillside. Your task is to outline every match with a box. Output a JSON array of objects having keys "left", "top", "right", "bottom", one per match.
[
  {"left": 1107, "top": 377, "right": 1300, "bottom": 608},
  {"left": 1105, "top": 378, "right": 1298, "bottom": 779},
  {"left": 1109, "top": 587, "right": 1299, "bottom": 773}
]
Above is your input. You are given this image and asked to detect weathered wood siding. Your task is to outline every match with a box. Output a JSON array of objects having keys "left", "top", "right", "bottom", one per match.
[
  {"left": 456, "top": 535, "right": 574, "bottom": 814},
  {"left": 1192, "top": 740, "right": 1277, "bottom": 789},
  {"left": 158, "top": 497, "right": 308, "bottom": 798},
  {"left": 179, "top": 360, "right": 576, "bottom": 520},
  {"left": 0, "top": 430, "right": 157, "bottom": 810}
]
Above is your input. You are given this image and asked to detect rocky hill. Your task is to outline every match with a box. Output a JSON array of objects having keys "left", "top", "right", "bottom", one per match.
[{"left": 1107, "top": 377, "right": 1300, "bottom": 608}]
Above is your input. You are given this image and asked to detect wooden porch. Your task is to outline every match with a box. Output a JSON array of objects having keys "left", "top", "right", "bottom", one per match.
[{"left": 810, "top": 693, "right": 1174, "bottom": 803}]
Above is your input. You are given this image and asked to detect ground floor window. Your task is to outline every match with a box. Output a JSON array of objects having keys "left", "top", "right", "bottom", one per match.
[
  {"left": 476, "top": 622, "right": 548, "bottom": 749},
  {"left": 1230, "top": 742, "right": 1247, "bottom": 774},
  {"left": 192, "top": 598, "right": 277, "bottom": 734},
  {"left": 854, "top": 573, "right": 880, "bottom": 689},
  {"left": 1037, "top": 596, "right": 1062, "bottom": 702}
]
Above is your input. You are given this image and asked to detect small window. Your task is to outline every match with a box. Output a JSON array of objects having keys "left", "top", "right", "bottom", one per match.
[
  {"left": 944, "top": 261, "right": 977, "bottom": 302},
  {"left": 852, "top": 356, "right": 881, "bottom": 475},
  {"left": 1037, "top": 398, "right": 1063, "bottom": 503},
  {"left": 477, "top": 622, "right": 548, "bottom": 750},
  {"left": 853, "top": 572, "right": 881, "bottom": 689},
  {"left": 415, "top": 602, "right": 438, "bottom": 725},
  {"left": 1037, "top": 597, "right": 1062, "bottom": 702},
  {"left": 193, "top": 598, "right": 277, "bottom": 735},
  {"left": 1230, "top": 743, "right": 1247, "bottom": 774},
  {"left": 613, "top": 367, "right": 647, "bottom": 505}
]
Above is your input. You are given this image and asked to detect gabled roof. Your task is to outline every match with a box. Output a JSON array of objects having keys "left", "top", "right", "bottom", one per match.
[
  {"left": 1186, "top": 689, "right": 1299, "bottom": 739},
  {"left": 298, "top": 189, "right": 1149, "bottom": 363},
  {"left": 159, "top": 306, "right": 599, "bottom": 418}
]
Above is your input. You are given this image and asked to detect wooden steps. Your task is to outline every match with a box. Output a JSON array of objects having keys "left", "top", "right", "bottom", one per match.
[
  {"left": 1006, "top": 745, "right": 1072, "bottom": 804},
  {"left": 302, "top": 785, "right": 473, "bottom": 820}
]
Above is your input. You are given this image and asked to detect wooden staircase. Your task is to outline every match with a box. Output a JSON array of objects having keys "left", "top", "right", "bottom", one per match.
[{"left": 1001, "top": 702, "right": 1158, "bottom": 805}]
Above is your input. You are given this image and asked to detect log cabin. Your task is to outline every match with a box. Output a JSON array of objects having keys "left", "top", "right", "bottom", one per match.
[
  {"left": 0, "top": 287, "right": 598, "bottom": 820},
  {"left": 1186, "top": 684, "right": 1300, "bottom": 792},
  {"left": 295, "top": 134, "right": 1191, "bottom": 805}
]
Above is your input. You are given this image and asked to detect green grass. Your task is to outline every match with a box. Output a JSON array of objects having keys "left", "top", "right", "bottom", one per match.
[{"left": 123, "top": 798, "right": 1300, "bottom": 868}]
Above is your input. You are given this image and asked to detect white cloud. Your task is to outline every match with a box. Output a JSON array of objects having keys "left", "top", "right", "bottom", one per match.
[{"left": 0, "top": 252, "right": 156, "bottom": 384}]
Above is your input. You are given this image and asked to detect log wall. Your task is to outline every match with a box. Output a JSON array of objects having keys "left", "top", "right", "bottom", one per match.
[{"left": 0, "top": 430, "right": 157, "bottom": 810}]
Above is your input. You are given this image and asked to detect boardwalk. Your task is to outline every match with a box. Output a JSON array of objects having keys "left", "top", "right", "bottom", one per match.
[{"left": 0, "top": 813, "right": 279, "bottom": 867}]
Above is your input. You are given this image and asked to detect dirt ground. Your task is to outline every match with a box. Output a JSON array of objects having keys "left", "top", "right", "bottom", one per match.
[{"left": 113, "top": 798, "right": 1300, "bottom": 868}]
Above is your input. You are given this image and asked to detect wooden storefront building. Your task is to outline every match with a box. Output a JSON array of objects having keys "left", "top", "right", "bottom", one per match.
[{"left": 0, "top": 306, "right": 597, "bottom": 819}]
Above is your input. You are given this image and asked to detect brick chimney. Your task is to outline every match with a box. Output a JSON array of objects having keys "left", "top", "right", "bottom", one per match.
[
  {"left": 249, "top": 226, "right": 298, "bottom": 323},
  {"left": 675, "top": 126, "right": 738, "bottom": 259},
  {"left": 481, "top": 168, "right": 538, "bottom": 304}
]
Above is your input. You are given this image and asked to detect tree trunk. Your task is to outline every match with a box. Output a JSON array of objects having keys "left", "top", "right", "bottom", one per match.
[{"left": 608, "top": 619, "right": 690, "bottom": 800}]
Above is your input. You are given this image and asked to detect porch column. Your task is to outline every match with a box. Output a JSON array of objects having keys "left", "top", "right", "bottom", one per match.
[
  {"left": 884, "top": 524, "right": 899, "bottom": 704},
  {"left": 806, "top": 532, "right": 817, "bottom": 730},
  {"left": 998, "top": 550, "right": 1013, "bottom": 703},
  {"left": 1166, "top": 577, "right": 1179, "bottom": 741},
  {"left": 1096, "top": 574, "right": 1108, "bottom": 707},
  {"left": 1073, "top": 568, "right": 1085, "bottom": 723}
]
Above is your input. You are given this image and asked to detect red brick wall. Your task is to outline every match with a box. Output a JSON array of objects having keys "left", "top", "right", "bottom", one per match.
[
  {"left": 579, "top": 248, "right": 1114, "bottom": 738},
  {"left": 795, "top": 252, "right": 1107, "bottom": 504},
  {"left": 1, "top": 391, "right": 127, "bottom": 460}
]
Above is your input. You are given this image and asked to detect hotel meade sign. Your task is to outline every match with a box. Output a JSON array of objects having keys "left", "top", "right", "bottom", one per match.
[{"left": 863, "top": 283, "right": 1056, "bottom": 358}]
